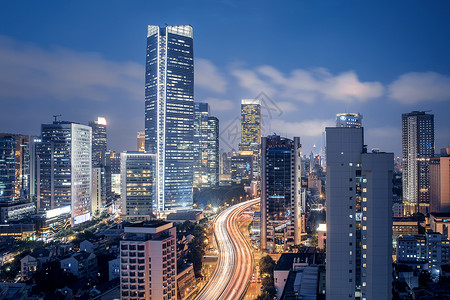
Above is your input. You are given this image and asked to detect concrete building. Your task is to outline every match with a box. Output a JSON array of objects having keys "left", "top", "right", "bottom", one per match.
[
  {"left": 120, "top": 221, "right": 177, "bottom": 300},
  {"left": 336, "top": 113, "right": 362, "bottom": 128},
  {"left": 429, "top": 148, "right": 450, "bottom": 213},
  {"left": 145, "top": 25, "right": 194, "bottom": 212},
  {"left": 402, "top": 111, "right": 434, "bottom": 215},
  {"left": 91, "top": 167, "right": 106, "bottom": 217},
  {"left": 430, "top": 212, "right": 450, "bottom": 236},
  {"left": 109, "top": 258, "right": 120, "bottom": 281},
  {"left": 35, "top": 121, "right": 92, "bottom": 225},
  {"left": 260, "top": 135, "right": 302, "bottom": 252},
  {"left": 120, "top": 152, "right": 156, "bottom": 221},
  {"left": 396, "top": 235, "right": 427, "bottom": 266},
  {"left": 239, "top": 99, "right": 261, "bottom": 183},
  {"left": 326, "top": 125, "right": 393, "bottom": 300},
  {"left": 230, "top": 152, "right": 253, "bottom": 185},
  {"left": 60, "top": 252, "right": 97, "bottom": 278}
]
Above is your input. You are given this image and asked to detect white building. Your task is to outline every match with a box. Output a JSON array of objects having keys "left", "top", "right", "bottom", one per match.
[
  {"left": 120, "top": 221, "right": 177, "bottom": 300},
  {"left": 109, "top": 258, "right": 120, "bottom": 281},
  {"left": 326, "top": 126, "right": 393, "bottom": 300},
  {"left": 120, "top": 152, "right": 156, "bottom": 220}
]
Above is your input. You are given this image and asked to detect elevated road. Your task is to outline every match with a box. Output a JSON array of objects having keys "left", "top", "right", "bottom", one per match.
[{"left": 195, "top": 198, "right": 259, "bottom": 300}]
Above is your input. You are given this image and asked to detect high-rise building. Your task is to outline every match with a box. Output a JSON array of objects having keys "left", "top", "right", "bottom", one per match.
[
  {"left": 36, "top": 121, "right": 92, "bottom": 225},
  {"left": 91, "top": 167, "right": 106, "bottom": 217},
  {"left": 402, "top": 111, "right": 434, "bottom": 215},
  {"left": 430, "top": 148, "right": 450, "bottom": 213},
  {"left": 336, "top": 113, "right": 363, "bottom": 128},
  {"left": 0, "top": 134, "right": 30, "bottom": 203},
  {"left": 120, "top": 152, "right": 156, "bottom": 220},
  {"left": 207, "top": 116, "right": 219, "bottom": 186},
  {"left": 193, "top": 103, "right": 210, "bottom": 188},
  {"left": 239, "top": 99, "right": 261, "bottom": 152},
  {"left": 260, "top": 135, "right": 302, "bottom": 252},
  {"left": 326, "top": 126, "right": 393, "bottom": 300},
  {"left": 89, "top": 117, "right": 107, "bottom": 167},
  {"left": 120, "top": 221, "right": 177, "bottom": 300},
  {"left": 230, "top": 153, "right": 253, "bottom": 185},
  {"left": 137, "top": 131, "right": 145, "bottom": 152},
  {"left": 145, "top": 25, "right": 194, "bottom": 212}
]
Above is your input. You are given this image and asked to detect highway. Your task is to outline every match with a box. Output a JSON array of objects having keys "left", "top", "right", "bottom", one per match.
[{"left": 195, "top": 198, "right": 260, "bottom": 300}]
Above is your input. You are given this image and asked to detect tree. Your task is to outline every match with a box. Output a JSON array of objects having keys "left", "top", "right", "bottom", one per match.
[
  {"left": 419, "top": 270, "right": 432, "bottom": 287},
  {"left": 259, "top": 255, "right": 275, "bottom": 277}
]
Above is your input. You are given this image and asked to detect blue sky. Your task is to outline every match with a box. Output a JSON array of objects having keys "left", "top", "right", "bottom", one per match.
[{"left": 1, "top": 0, "right": 450, "bottom": 156}]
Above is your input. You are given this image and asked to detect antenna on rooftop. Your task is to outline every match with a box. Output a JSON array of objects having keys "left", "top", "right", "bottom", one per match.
[{"left": 53, "top": 114, "right": 62, "bottom": 123}]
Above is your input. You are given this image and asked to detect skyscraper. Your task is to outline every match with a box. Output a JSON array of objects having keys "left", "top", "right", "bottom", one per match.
[
  {"left": 137, "top": 131, "right": 145, "bottom": 152},
  {"left": 145, "top": 25, "right": 194, "bottom": 212},
  {"left": 402, "top": 111, "right": 434, "bottom": 215},
  {"left": 326, "top": 126, "right": 393, "bottom": 300},
  {"left": 193, "top": 103, "right": 219, "bottom": 188},
  {"left": 0, "top": 134, "right": 30, "bottom": 203},
  {"left": 36, "top": 121, "right": 92, "bottom": 225},
  {"left": 120, "top": 152, "right": 156, "bottom": 220},
  {"left": 239, "top": 99, "right": 261, "bottom": 152},
  {"left": 89, "top": 117, "right": 107, "bottom": 167},
  {"left": 336, "top": 113, "right": 363, "bottom": 128},
  {"left": 260, "top": 135, "right": 302, "bottom": 252},
  {"left": 429, "top": 148, "right": 450, "bottom": 213}
]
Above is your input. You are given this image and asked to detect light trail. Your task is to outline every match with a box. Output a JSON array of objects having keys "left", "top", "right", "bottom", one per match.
[{"left": 195, "top": 198, "right": 259, "bottom": 300}]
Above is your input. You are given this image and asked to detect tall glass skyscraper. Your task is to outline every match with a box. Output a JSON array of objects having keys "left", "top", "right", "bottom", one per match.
[
  {"left": 145, "top": 25, "right": 194, "bottom": 212},
  {"left": 89, "top": 117, "right": 107, "bottom": 167},
  {"left": 36, "top": 121, "right": 92, "bottom": 225},
  {"left": 0, "top": 134, "right": 30, "bottom": 203},
  {"left": 239, "top": 99, "right": 261, "bottom": 152},
  {"left": 402, "top": 111, "right": 434, "bottom": 215}
]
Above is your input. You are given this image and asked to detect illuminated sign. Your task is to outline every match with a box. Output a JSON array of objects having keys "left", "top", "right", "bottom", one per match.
[{"left": 46, "top": 205, "right": 71, "bottom": 219}]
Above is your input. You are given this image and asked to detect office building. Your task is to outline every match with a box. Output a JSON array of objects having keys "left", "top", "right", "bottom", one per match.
[
  {"left": 396, "top": 235, "right": 427, "bottom": 265},
  {"left": 230, "top": 153, "right": 253, "bottom": 185},
  {"left": 35, "top": 121, "right": 92, "bottom": 225},
  {"left": 89, "top": 117, "right": 107, "bottom": 167},
  {"left": 145, "top": 25, "right": 194, "bottom": 212},
  {"left": 260, "top": 135, "right": 302, "bottom": 252},
  {"left": 0, "top": 134, "right": 30, "bottom": 203},
  {"left": 336, "top": 113, "right": 363, "bottom": 128},
  {"left": 326, "top": 126, "right": 393, "bottom": 300},
  {"left": 239, "top": 99, "right": 261, "bottom": 183},
  {"left": 120, "top": 152, "right": 156, "bottom": 220},
  {"left": 137, "top": 131, "right": 145, "bottom": 152},
  {"left": 91, "top": 167, "right": 106, "bottom": 217},
  {"left": 402, "top": 111, "right": 434, "bottom": 215},
  {"left": 105, "top": 150, "right": 121, "bottom": 203},
  {"left": 429, "top": 148, "right": 450, "bottom": 213},
  {"left": 193, "top": 103, "right": 219, "bottom": 188},
  {"left": 120, "top": 221, "right": 177, "bottom": 300}
]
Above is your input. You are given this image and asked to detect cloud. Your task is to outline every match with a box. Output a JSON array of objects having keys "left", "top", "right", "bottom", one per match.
[
  {"left": 366, "top": 126, "right": 401, "bottom": 138},
  {"left": 388, "top": 72, "right": 450, "bottom": 104},
  {"left": 270, "top": 119, "right": 335, "bottom": 137},
  {"left": 231, "top": 65, "right": 384, "bottom": 103},
  {"left": 0, "top": 35, "right": 143, "bottom": 102},
  {"left": 275, "top": 101, "right": 299, "bottom": 112},
  {"left": 195, "top": 58, "right": 227, "bottom": 93},
  {"left": 201, "top": 97, "right": 235, "bottom": 111}
]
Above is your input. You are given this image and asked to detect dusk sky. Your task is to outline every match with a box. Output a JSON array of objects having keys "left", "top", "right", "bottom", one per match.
[{"left": 1, "top": 0, "right": 450, "bottom": 156}]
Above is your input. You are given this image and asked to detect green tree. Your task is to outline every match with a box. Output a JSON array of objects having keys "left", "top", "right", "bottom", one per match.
[{"left": 259, "top": 255, "right": 275, "bottom": 277}]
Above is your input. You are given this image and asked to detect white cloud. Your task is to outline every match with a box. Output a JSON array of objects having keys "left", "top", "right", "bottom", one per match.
[
  {"left": 388, "top": 72, "right": 450, "bottom": 104},
  {"left": 232, "top": 65, "right": 384, "bottom": 103},
  {"left": 201, "top": 97, "right": 235, "bottom": 111},
  {"left": 366, "top": 127, "right": 401, "bottom": 138},
  {"left": 275, "top": 101, "right": 299, "bottom": 112},
  {"left": 270, "top": 119, "right": 335, "bottom": 137},
  {"left": 0, "top": 35, "right": 143, "bottom": 102},
  {"left": 195, "top": 58, "right": 227, "bottom": 93}
]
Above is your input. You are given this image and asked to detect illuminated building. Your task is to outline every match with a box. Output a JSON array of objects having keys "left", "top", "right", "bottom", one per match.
[
  {"left": 137, "top": 131, "right": 145, "bottom": 152},
  {"left": 260, "top": 135, "right": 302, "bottom": 252},
  {"left": 120, "top": 152, "right": 156, "bottom": 220},
  {"left": 36, "top": 121, "right": 92, "bottom": 225},
  {"left": 206, "top": 117, "right": 219, "bottom": 186},
  {"left": 326, "top": 126, "right": 393, "bottom": 300},
  {"left": 193, "top": 103, "right": 209, "bottom": 188},
  {"left": 0, "top": 134, "right": 30, "bottom": 203},
  {"left": 239, "top": 99, "right": 261, "bottom": 183},
  {"left": 91, "top": 167, "right": 106, "bottom": 217},
  {"left": 89, "top": 117, "right": 107, "bottom": 167},
  {"left": 145, "top": 25, "right": 194, "bottom": 212},
  {"left": 230, "top": 153, "right": 253, "bottom": 185},
  {"left": 336, "top": 113, "right": 363, "bottom": 128},
  {"left": 120, "top": 221, "right": 177, "bottom": 300},
  {"left": 429, "top": 148, "right": 450, "bottom": 213},
  {"left": 106, "top": 150, "right": 121, "bottom": 203},
  {"left": 402, "top": 111, "right": 434, "bottom": 215}
]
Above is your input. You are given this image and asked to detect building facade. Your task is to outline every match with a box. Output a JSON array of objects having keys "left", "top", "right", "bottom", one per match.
[
  {"left": 326, "top": 126, "right": 393, "bottom": 300},
  {"left": 36, "top": 121, "right": 92, "bottom": 225},
  {"left": 0, "top": 134, "right": 30, "bottom": 204},
  {"left": 145, "top": 25, "right": 194, "bottom": 212},
  {"left": 429, "top": 148, "right": 450, "bottom": 213},
  {"left": 89, "top": 117, "right": 107, "bottom": 167},
  {"left": 120, "top": 152, "right": 156, "bottom": 220},
  {"left": 260, "top": 135, "right": 302, "bottom": 252},
  {"left": 336, "top": 113, "right": 363, "bottom": 128},
  {"left": 120, "top": 221, "right": 177, "bottom": 300},
  {"left": 402, "top": 111, "right": 434, "bottom": 215},
  {"left": 137, "top": 131, "right": 145, "bottom": 152}
]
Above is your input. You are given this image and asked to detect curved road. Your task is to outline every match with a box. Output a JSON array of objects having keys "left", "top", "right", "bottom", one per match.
[{"left": 195, "top": 198, "right": 259, "bottom": 300}]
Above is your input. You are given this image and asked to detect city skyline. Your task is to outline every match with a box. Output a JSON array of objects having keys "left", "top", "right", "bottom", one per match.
[{"left": 1, "top": 1, "right": 450, "bottom": 156}]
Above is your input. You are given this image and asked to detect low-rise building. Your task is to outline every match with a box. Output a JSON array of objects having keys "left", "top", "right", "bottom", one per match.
[
  {"left": 20, "top": 248, "right": 51, "bottom": 279},
  {"left": 108, "top": 258, "right": 120, "bottom": 281},
  {"left": 60, "top": 252, "right": 97, "bottom": 278}
]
